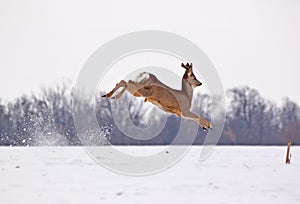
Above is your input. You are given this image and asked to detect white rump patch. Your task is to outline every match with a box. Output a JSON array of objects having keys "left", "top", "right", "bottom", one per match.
[{"left": 133, "top": 72, "right": 150, "bottom": 83}]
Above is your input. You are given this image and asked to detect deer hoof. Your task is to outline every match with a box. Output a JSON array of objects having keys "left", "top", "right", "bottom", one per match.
[
  {"left": 202, "top": 127, "right": 207, "bottom": 131},
  {"left": 102, "top": 94, "right": 107, "bottom": 98}
]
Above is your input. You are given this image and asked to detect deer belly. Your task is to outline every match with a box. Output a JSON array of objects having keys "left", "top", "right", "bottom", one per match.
[{"left": 145, "top": 97, "right": 182, "bottom": 116}]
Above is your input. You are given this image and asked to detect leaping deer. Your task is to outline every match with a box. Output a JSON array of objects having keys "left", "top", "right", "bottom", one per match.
[{"left": 102, "top": 63, "right": 212, "bottom": 130}]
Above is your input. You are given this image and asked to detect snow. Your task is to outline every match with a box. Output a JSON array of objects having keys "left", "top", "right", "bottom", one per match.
[{"left": 0, "top": 146, "right": 299, "bottom": 204}]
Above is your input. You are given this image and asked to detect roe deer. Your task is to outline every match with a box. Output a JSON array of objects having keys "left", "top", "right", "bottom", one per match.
[{"left": 102, "top": 63, "right": 212, "bottom": 130}]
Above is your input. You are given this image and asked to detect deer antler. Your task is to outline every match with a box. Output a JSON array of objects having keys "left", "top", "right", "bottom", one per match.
[{"left": 181, "top": 62, "right": 192, "bottom": 69}]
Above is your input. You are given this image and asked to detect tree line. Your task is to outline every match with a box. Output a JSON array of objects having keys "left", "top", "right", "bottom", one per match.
[{"left": 0, "top": 83, "right": 299, "bottom": 146}]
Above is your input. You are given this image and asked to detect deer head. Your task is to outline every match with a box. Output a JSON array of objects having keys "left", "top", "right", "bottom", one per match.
[{"left": 181, "top": 63, "right": 202, "bottom": 87}]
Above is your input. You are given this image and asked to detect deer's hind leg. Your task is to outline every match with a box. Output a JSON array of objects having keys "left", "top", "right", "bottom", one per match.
[
  {"left": 126, "top": 80, "right": 152, "bottom": 98},
  {"left": 102, "top": 80, "right": 127, "bottom": 99}
]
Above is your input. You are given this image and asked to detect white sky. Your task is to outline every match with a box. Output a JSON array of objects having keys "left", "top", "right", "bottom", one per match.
[{"left": 0, "top": 0, "right": 299, "bottom": 104}]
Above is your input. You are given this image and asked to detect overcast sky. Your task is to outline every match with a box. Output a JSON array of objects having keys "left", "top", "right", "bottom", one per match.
[{"left": 0, "top": 0, "right": 299, "bottom": 104}]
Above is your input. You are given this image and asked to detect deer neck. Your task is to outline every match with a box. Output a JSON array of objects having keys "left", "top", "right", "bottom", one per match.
[{"left": 181, "top": 78, "right": 193, "bottom": 101}]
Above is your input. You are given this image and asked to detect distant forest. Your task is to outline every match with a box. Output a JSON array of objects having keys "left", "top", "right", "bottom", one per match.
[{"left": 0, "top": 83, "right": 299, "bottom": 146}]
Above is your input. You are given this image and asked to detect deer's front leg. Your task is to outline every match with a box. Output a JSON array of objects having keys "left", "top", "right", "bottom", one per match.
[
  {"left": 198, "top": 117, "right": 212, "bottom": 129},
  {"left": 182, "top": 111, "right": 209, "bottom": 130},
  {"left": 102, "top": 80, "right": 127, "bottom": 98}
]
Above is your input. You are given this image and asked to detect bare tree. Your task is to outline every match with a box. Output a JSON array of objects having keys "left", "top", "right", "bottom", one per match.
[{"left": 226, "top": 86, "right": 267, "bottom": 144}]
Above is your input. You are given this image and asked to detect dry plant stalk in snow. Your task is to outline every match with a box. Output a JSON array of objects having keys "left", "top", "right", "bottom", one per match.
[{"left": 286, "top": 140, "right": 292, "bottom": 164}]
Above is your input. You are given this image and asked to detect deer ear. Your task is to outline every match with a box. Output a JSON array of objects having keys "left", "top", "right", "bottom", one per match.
[
  {"left": 190, "top": 63, "right": 193, "bottom": 68},
  {"left": 181, "top": 63, "right": 184, "bottom": 67}
]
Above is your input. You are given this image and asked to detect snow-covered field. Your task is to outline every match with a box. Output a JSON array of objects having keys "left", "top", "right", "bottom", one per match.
[{"left": 0, "top": 146, "right": 299, "bottom": 204}]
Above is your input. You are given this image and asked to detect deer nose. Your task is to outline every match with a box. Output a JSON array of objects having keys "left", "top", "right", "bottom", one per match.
[{"left": 199, "top": 82, "right": 202, "bottom": 86}]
